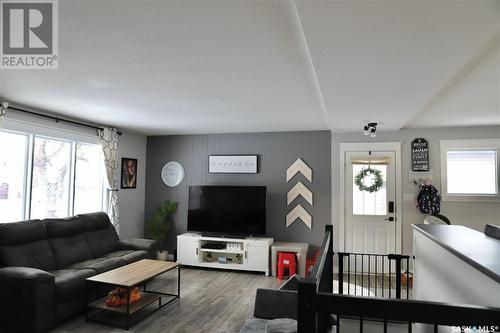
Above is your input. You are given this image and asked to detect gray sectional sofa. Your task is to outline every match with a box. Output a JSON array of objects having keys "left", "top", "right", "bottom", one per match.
[
  {"left": 0, "top": 212, "right": 158, "bottom": 333},
  {"left": 239, "top": 274, "right": 298, "bottom": 333}
]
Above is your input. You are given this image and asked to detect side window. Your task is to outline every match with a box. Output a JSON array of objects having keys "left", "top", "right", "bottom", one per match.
[
  {"left": 441, "top": 140, "right": 499, "bottom": 202},
  {"left": 0, "top": 131, "right": 29, "bottom": 223},
  {"left": 31, "top": 137, "right": 72, "bottom": 219},
  {"left": 74, "top": 143, "right": 105, "bottom": 215}
]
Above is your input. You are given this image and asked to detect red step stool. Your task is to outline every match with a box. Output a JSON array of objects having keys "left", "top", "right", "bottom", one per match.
[{"left": 277, "top": 252, "right": 297, "bottom": 280}]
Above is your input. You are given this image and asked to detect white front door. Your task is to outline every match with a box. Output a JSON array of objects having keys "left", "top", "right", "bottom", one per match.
[{"left": 345, "top": 151, "right": 397, "bottom": 254}]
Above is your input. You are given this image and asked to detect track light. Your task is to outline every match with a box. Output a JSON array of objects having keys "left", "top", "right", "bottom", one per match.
[
  {"left": 362, "top": 122, "right": 377, "bottom": 137},
  {"left": 363, "top": 125, "right": 369, "bottom": 136}
]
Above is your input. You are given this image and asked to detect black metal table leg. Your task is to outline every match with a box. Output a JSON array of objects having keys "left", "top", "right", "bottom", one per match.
[
  {"left": 177, "top": 265, "right": 181, "bottom": 298},
  {"left": 126, "top": 287, "right": 130, "bottom": 330},
  {"left": 86, "top": 263, "right": 181, "bottom": 330},
  {"left": 85, "top": 281, "right": 89, "bottom": 321}
]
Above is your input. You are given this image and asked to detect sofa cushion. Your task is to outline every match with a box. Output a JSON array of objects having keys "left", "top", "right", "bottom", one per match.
[
  {"left": 0, "top": 219, "right": 45, "bottom": 245},
  {"left": 240, "top": 318, "right": 297, "bottom": 333},
  {"left": 0, "top": 220, "right": 56, "bottom": 271},
  {"left": 79, "top": 212, "right": 113, "bottom": 231},
  {"left": 55, "top": 297, "right": 88, "bottom": 325},
  {"left": 50, "top": 269, "right": 95, "bottom": 301},
  {"left": 46, "top": 217, "right": 93, "bottom": 269},
  {"left": 79, "top": 212, "right": 119, "bottom": 257},
  {"left": 67, "top": 257, "right": 126, "bottom": 274},
  {"left": 103, "top": 250, "right": 149, "bottom": 264},
  {"left": 45, "top": 216, "right": 83, "bottom": 238},
  {"left": 103, "top": 249, "right": 133, "bottom": 257},
  {"left": 240, "top": 318, "right": 268, "bottom": 333},
  {"left": 265, "top": 319, "right": 297, "bottom": 333},
  {"left": 254, "top": 289, "right": 297, "bottom": 320}
]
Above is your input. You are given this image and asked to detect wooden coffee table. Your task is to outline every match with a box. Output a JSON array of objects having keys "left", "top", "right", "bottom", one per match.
[{"left": 86, "top": 259, "right": 180, "bottom": 330}]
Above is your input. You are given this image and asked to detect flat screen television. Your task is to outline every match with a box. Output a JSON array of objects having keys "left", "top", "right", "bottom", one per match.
[{"left": 187, "top": 185, "right": 266, "bottom": 237}]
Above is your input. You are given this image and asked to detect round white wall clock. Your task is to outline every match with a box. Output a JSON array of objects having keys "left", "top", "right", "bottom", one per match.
[{"left": 161, "top": 161, "right": 185, "bottom": 187}]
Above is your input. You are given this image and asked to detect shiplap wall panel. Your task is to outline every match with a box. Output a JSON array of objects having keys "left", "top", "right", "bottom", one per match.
[{"left": 145, "top": 131, "right": 331, "bottom": 252}]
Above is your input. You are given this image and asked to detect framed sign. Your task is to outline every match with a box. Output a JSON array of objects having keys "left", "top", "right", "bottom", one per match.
[
  {"left": 121, "top": 158, "right": 137, "bottom": 189},
  {"left": 209, "top": 155, "right": 258, "bottom": 174},
  {"left": 411, "top": 138, "right": 429, "bottom": 171}
]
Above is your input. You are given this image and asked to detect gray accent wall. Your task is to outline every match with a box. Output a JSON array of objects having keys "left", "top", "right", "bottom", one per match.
[{"left": 145, "top": 131, "right": 332, "bottom": 252}]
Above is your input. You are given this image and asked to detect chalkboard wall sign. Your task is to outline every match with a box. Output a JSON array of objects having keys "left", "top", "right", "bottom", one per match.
[{"left": 411, "top": 138, "right": 429, "bottom": 171}]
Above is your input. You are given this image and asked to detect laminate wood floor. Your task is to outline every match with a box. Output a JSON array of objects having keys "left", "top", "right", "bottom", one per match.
[
  {"left": 53, "top": 267, "right": 282, "bottom": 333},
  {"left": 53, "top": 269, "right": 410, "bottom": 333}
]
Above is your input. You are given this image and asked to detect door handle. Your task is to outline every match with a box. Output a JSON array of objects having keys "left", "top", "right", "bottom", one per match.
[{"left": 385, "top": 217, "right": 394, "bottom": 222}]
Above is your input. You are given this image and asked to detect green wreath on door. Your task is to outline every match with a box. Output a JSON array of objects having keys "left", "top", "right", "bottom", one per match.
[{"left": 354, "top": 168, "right": 384, "bottom": 193}]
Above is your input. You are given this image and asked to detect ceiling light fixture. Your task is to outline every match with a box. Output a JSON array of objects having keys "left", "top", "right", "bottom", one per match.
[
  {"left": 363, "top": 125, "right": 369, "bottom": 136},
  {"left": 363, "top": 122, "right": 377, "bottom": 138}
]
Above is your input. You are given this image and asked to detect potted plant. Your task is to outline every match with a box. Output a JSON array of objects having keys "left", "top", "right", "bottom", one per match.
[{"left": 148, "top": 200, "right": 178, "bottom": 261}]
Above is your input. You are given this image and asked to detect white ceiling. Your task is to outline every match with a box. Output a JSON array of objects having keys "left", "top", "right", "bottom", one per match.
[
  {"left": 296, "top": 0, "right": 500, "bottom": 132},
  {"left": 1, "top": 0, "right": 499, "bottom": 135},
  {"left": 408, "top": 33, "right": 500, "bottom": 128}
]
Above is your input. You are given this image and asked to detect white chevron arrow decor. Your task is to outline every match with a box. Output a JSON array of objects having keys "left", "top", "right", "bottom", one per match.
[
  {"left": 287, "top": 181, "right": 313, "bottom": 205},
  {"left": 286, "top": 204, "right": 312, "bottom": 229},
  {"left": 286, "top": 158, "right": 312, "bottom": 183}
]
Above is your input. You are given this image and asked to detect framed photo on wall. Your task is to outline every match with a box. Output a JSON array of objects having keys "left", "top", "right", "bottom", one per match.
[
  {"left": 208, "top": 155, "right": 258, "bottom": 174},
  {"left": 121, "top": 158, "right": 138, "bottom": 189}
]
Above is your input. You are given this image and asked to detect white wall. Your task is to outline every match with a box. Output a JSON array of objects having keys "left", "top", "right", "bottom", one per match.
[
  {"left": 117, "top": 131, "right": 147, "bottom": 239},
  {"left": 331, "top": 126, "right": 500, "bottom": 255}
]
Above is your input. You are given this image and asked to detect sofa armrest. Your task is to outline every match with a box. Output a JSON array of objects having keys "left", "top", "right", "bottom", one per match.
[
  {"left": 0, "top": 267, "right": 55, "bottom": 333},
  {"left": 119, "top": 239, "right": 158, "bottom": 258},
  {"left": 253, "top": 288, "right": 297, "bottom": 320}
]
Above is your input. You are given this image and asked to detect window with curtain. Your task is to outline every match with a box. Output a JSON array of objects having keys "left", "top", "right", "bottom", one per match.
[{"left": 0, "top": 129, "right": 106, "bottom": 222}]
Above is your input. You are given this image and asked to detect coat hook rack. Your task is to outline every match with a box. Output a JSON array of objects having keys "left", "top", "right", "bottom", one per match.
[{"left": 409, "top": 170, "right": 433, "bottom": 186}]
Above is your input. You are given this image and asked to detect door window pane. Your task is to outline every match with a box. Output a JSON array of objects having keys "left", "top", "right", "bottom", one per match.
[
  {"left": 0, "top": 131, "right": 28, "bottom": 223},
  {"left": 352, "top": 164, "right": 387, "bottom": 215},
  {"left": 447, "top": 150, "right": 497, "bottom": 195},
  {"left": 31, "top": 137, "right": 72, "bottom": 219},
  {"left": 74, "top": 143, "right": 104, "bottom": 214}
]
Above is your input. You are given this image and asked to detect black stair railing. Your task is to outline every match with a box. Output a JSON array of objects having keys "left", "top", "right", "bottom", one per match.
[
  {"left": 338, "top": 252, "right": 412, "bottom": 299},
  {"left": 296, "top": 226, "right": 499, "bottom": 333}
]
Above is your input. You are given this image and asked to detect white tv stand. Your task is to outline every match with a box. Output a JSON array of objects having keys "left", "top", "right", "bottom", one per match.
[{"left": 177, "top": 233, "right": 274, "bottom": 276}]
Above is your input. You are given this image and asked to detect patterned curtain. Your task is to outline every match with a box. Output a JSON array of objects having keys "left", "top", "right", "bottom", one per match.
[
  {"left": 0, "top": 102, "right": 7, "bottom": 129},
  {"left": 97, "top": 127, "right": 120, "bottom": 233}
]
